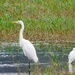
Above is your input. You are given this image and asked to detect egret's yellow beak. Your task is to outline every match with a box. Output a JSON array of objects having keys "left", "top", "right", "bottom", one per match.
[{"left": 12, "top": 21, "right": 17, "bottom": 23}]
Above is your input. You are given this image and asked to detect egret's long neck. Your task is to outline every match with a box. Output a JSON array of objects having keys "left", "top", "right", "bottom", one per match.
[{"left": 19, "top": 23, "right": 24, "bottom": 40}]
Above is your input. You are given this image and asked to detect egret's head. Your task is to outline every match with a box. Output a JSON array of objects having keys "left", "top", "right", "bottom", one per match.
[{"left": 12, "top": 20, "right": 24, "bottom": 25}]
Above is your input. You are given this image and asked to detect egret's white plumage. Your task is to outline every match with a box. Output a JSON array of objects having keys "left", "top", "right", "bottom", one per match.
[
  {"left": 68, "top": 48, "right": 75, "bottom": 73},
  {"left": 13, "top": 20, "right": 38, "bottom": 63}
]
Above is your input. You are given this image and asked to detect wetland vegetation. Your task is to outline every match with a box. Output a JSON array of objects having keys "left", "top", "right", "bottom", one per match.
[
  {"left": 0, "top": 0, "right": 75, "bottom": 42},
  {"left": 0, "top": 0, "right": 75, "bottom": 75}
]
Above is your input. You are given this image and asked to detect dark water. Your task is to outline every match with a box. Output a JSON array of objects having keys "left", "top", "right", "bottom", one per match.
[{"left": 0, "top": 42, "right": 75, "bottom": 73}]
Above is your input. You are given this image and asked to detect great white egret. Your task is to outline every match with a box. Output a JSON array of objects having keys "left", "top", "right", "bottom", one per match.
[
  {"left": 12, "top": 20, "right": 38, "bottom": 74},
  {"left": 68, "top": 48, "right": 75, "bottom": 73}
]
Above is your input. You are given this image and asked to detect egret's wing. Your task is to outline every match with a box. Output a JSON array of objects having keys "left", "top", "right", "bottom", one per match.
[
  {"left": 68, "top": 50, "right": 75, "bottom": 63},
  {"left": 22, "top": 40, "right": 37, "bottom": 60}
]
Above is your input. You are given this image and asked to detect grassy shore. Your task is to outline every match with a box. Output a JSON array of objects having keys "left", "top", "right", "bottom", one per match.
[{"left": 0, "top": 0, "right": 75, "bottom": 42}]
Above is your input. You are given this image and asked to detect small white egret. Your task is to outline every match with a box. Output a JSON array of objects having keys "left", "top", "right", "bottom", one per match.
[
  {"left": 68, "top": 48, "right": 75, "bottom": 73},
  {"left": 12, "top": 20, "right": 38, "bottom": 74}
]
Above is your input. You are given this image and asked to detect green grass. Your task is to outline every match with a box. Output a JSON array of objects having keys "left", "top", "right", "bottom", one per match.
[{"left": 0, "top": 0, "right": 75, "bottom": 42}]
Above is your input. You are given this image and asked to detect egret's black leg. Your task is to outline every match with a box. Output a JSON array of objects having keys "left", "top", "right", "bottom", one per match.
[{"left": 29, "top": 61, "right": 30, "bottom": 75}]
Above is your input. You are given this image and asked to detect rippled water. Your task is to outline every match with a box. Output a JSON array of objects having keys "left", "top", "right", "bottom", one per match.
[{"left": 0, "top": 42, "right": 75, "bottom": 74}]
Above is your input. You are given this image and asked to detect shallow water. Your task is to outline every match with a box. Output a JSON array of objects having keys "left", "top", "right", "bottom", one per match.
[{"left": 0, "top": 42, "right": 75, "bottom": 73}]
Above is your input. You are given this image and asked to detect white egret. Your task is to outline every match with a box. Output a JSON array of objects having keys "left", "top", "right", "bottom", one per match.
[
  {"left": 12, "top": 20, "right": 38, "bottom": 74},
  {"left": 68, "top": 48, "right": 75, "bottom": 73}
]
